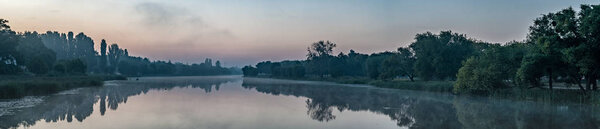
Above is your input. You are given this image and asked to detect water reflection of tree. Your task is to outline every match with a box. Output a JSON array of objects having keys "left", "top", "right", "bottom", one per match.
[
  {"left": 0, "top": 76, "right": 237, "bottom": 129},
  {"left": 242, "top": 78, "right": 600, "bottom": 129},
  {"left": 306, "top": 99, "right": 336, "bottom": 122},
  {"left": 453, "top": 96, "right": 600, "bottom": 129},
  {"left": 242, "top": 78, "right": 461, "bottom": 129}
]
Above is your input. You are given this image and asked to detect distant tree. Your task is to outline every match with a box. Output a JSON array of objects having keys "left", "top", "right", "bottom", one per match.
[
  {"left": 99, "top": 39, "right": 108, "bottom": 73},
  {"left": 242, "top": 66, "right": 258, "bottom": 77},
  {"left": 0, "top": 19, "right": 21, "bottom": 74},
  {"left": 307, "top": 40, "right": 336, "bottom": 60},
  {"left": 365, "top": 52, "right": 394, "bottom": 79},
  {"left": 123, "top": 49, "right": 129, "bottom": 56},
  {"left": 256, "top": 61, "right": 273, "bottom": 75},
  {"left": 455, "top": 45, "right": 517, "bottom": 93},
  {"left": 28, "top": 57, "right": 50, "bottom": 74},
  {"left": 576, "top": 4, "right": 600, "bottom": 90},
  {"left": 68, "top": 59, "right": 86, "bottom": 74},
  {"left": 272, "top": 61, "right": 305, "bottom": 78},
  {"left": 16, "top": 31, "right": 56, "bottom": 74},
  {"left": 53, "top": 63, "right": 66, "bottom": 73},
  {"left": 517, "top": 7, "right": 575, "bottom": 90},
  {"left": 409, "top": 31, "right": 478, "bottom": 81},
  {"left": 380, "top": 47, "right": 416, "bottom": 81},
  {"left": 344, "top": 50, "right": 368, "bottom": 76},
  {"left": 204, "top": 58, "right": 213, "bottom": 67},
  {"left": 53, "top": 59, "right": 86, "bottom": 74},
  {"left": 215, "top": 61, "right": 221, "bottom": 68},
  {"left": 108, "top": 43, "right": 124, "bottom": 73},
  {"left": 100, "top": 39, "right": 107, "bottom": 57},
  {"left": 305, "top": 41, "right": 337, "bottom": 77}
]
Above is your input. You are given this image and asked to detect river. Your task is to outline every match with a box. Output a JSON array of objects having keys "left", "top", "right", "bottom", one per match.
[{"left": 0, "top": 76, "right": 598, "bottom": 129}]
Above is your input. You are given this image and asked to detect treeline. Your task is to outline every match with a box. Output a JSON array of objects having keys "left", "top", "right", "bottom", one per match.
[
  {"left": 242, "top": 33, "right": 481, "bottom": 83},
  {"left": 243, "top": 4, "right": 600, "bottom": 94},
  {"left": 0, "top": 19, "right": 238, "bottom": 76}
]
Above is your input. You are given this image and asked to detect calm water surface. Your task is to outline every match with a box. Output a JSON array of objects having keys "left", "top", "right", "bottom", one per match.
[{"left": 0, "top": 76, "right": 599, "bottom": 129}]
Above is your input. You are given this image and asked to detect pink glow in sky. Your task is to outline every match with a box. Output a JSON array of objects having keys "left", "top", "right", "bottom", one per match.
[{"left": 1, "top": 0, "right": 598, "bottom": 66}]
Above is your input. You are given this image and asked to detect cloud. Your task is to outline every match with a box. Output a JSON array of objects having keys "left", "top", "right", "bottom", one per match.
[
  {"left": 135, "top": 2, "right": 186, "bottom": 26},
  {"left": 133, "top": 2, "right": 233, "bottom": 45}
]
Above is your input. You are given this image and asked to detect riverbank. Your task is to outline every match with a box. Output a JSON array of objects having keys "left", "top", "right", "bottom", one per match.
[
  {"left": 0, "top": 75, "right": 127, "bottom": 99},
  {"left": 254, "top": 76, "right": 600, "bottom": 104},
  {"left": 262, "top": 76, "right": 454, "bottom": 92}
]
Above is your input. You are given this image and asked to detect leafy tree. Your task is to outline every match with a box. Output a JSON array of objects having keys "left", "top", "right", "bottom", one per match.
[
  {"left": 272, "top": 61, "right": 305, "bottom": 78},
  {"left": 107, "top": 43, "right": 124, "bottom": 73},
  {"left": 577, "top": 4, "right": 600, "bottom": 90},
  {"left": 53, "top": 59, "right": 86, "bottom": 74},
  {"left": 455, "top": 45, "right": 518, "bottom": 93},
  {"left": 242, "top": 66, "right": 258, "bottom": 77},
  {"left": 16, "top": 31, "right": 56, "bottom": 74},
  {"left": 365, "top": 52, "right": 394, "bottom": 79},
  {"left": 204, "top": 58, "right": 213, "bottom": 67},
  {"left": 99, "top": 39, "right": 108, "bottom": 73},
  {"left": 380, "top": 47, "right": 416, "bottom": 81},
  {"left": 0, "top": 19, "right": 20, "bottom": 74},
  {"left": 307, "top": 40, "right": 336, "bottom": 60},
  {"left": 513, "top": 6, "right": 599, "bottom": 92},
  {"left": 409, "top": 31, "right": 478, "bottom": 81},
  {"left": 215, "top": 61, "right": 221, "bottom": 68},
  {"left": 256, "top": 61, "right": 274, "bottom": 75},
  {"left": 343, "top": 50, "right": 368, "bottom": 76}
]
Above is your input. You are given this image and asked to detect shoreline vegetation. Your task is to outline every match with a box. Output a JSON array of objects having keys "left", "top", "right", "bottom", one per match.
[
  {"left": 264, "top": 76, "right": 455, "bottom": 92},
  {"left": 0, "top": 75, "right": 126, "bottom": 99},
  {"left": 243, "top": 4, "right": 600, "bottom": 103},
  {"left": 252, "top": 76, "right": 600, "bottom": 104},
  {"left": 0, "top": 17, "right": 239, "bottom": 99}
]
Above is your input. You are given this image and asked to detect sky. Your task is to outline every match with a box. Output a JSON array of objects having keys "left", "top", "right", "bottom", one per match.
[{"left": 0, "top": 0, "right": 598, "bottom": 67}]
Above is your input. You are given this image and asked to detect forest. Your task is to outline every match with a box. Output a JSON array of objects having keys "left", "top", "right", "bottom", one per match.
[
  {"left": 243, "top": 4, "right": 600, "bottom": 95},
  {"left": 0, "top": 18, "right": 238, "bottom": 98},
  {"left": 0, "top": 20, "right": 238, "bottom": 77}
]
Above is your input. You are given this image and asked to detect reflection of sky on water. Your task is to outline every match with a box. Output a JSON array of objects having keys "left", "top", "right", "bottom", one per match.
[{"left": 1, "top": 76, "right": 599, "bottom": 129}]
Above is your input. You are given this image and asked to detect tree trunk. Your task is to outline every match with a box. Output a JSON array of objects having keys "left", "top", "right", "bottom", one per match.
[
  {"left": 586, "top": 75, "right": 592, "bottom": 90},
  {"left": 576, "top": 77, "right": 586, "bottom": 95},
  {"left": 593, "top": 77, "right": 598, "bottom": 91},
  {"left": 548, "top": 69, "right": 553, "bottom": 90},
  {"left": 408, "top": 75, "right": 414, "bottom": 82}
]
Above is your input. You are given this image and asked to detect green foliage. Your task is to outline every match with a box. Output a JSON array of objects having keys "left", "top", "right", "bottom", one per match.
[
  {"left": 455, "top": 48, "right": 504, "bottom": 93},
  {"left": 273, "top": 65, "right": 305, "bottom": 78},
  {"left": 370, "top": 80, "right": 454, "bottom": 92},
  {"left": 516, "top": 5, "right": 600, "bottom": 90},
  {"left": 455, "top": 44, "right": 529, "bottom": 93},
  {"left": 307, "top": 40, "right": 336, "bottom": 60},
  {"left": 0, "top": 63, "right": 21, "bottom": 74},
  {"left": 380, "top": 47, "right": 416, "bottom": 81},
  {"left": 107, "top": 43, "right": 124, "bottom": 73},
  {"left": 409, "top": 31, "right": 480, "bottom": 81},
  {"left": 28, "top": 57, "right": 50, "bottom": 74},
  {"left": 242, "top": 66, "right": 258, "bottom": 77},
  {"left": 16, "top": 32, "right": 56, "bottom": 74},
  {"left": 306, "top": 56, "right": 333, "bottom": 77},
  {"left": 53, "top": 59, "right": 87, "bottom": 74},
  {"left": 365, "top": 52, "right": 394, "bottom": 79},
  {"left": 0, "top": 75, "right": 124, "bottom": 99},
  {"left": 116, "top": 56, "right": 232, "bottom": 76},
  {"left": 0, "top": 19, "right": 20, "bottom": 74},
  {"left": 256, "top": 61, "right": 275, "bottom": 75}
]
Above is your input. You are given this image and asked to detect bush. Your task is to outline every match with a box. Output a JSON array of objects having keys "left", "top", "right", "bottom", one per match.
[
  {"left": 242, "top": 66, "right": 258, "bottom": 77},
  {"left": 53, "top": 59, "right": 87, "bottom": 74}
]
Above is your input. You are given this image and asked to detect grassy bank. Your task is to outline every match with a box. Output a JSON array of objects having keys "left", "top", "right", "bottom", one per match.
[
  {"left": 369, "top": 80, "right": 454, "bottom": 92},
  {"left": 260, "top": 76, "right": 600, "bottom": 104},
  {"left": 0, "top": 75, "right": 126, "bottom": 99},
  {"left": 486, "top": 88, "right": 600, "bottom": 104},
  {"left": 266, "top": 76, "right": 454, "bottom": 92}
]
